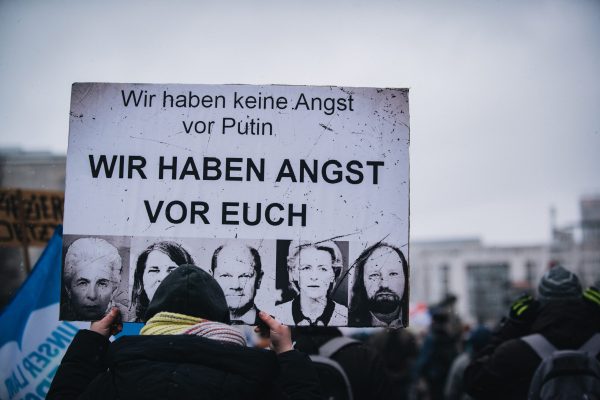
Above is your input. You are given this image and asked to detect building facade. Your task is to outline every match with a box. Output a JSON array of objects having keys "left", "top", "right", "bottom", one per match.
[
  {"left": 410, "top": 238, "right": 549, "bottom": 325},
  {"left": 410, "top": 195, "right": 600, "bottom": 325},
  {"left": 550, "top": 195, "right": 600, "bottom": 287}
]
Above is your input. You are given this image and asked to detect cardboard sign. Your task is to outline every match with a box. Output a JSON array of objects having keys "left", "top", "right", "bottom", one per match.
[
  {"left": 62, "top": 83, "right": 410, "bottom": 327},
  {"left": 0, "top": 189, "right": 64, "bottom": 246}
]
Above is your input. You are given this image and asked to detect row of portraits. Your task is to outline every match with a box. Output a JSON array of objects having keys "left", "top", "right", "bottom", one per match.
[{"left": 60, "top": 235, "right": 409, "bottom": 327}]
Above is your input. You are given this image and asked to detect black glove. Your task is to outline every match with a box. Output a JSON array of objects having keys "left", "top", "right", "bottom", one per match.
[
  {"left": 485, "top": 295, "right": 540, "bottom": 345},
  {"left": 583, "top": 287, "right": 600, "bottom": 311},
  {"left": 489, "top": 294, "right": 540, "bottom": 342},
  {"left": 508, "top": 294, "right": 540, "bottom": 324}
]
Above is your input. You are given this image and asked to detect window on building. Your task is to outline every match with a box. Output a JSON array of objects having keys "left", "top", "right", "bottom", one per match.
[
  {"left": 440, "top": 264, "right": 450, "bottom": 297},
  {"left": 467, "top": 263, "right": 510, "bottom": 323},
  {"left": 525, "top": 261, "right": 536, "bottom": 289}
]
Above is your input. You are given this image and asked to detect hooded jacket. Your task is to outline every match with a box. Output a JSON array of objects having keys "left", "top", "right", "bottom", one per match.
[{"left": 48, "top": 265, "right": 322, "bottom": 400}]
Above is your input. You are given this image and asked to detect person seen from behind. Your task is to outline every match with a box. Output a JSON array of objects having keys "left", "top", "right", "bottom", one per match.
[
  {"left": 292, "top": 326, "right": 393, "bottom": 400},
  {"left": 368, "top": 328, "right": 419, "bottom": 400},
  {"left": 48, "top": 264, "right": 323, "bottom": 399},
  {"left": 464, "top": 265, "right": 600, "bottom": 400},
  {"left": 413, "top": 307, "right": 460, "bottom": 400},
  {"left": 444, "top": 325, "right": 492, "bottom": 400}
]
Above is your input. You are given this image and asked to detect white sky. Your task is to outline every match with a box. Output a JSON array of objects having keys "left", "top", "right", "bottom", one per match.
[{"left": 1, "top": 0, "right": 598, "bottom": 245}]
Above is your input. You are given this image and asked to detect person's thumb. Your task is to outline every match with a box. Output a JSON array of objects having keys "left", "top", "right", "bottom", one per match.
[
  {"left": 104, "top": 307, "right": 120, "bottom": 324},
  {"left": 90, "top": 307, "right": 119, "bottom": 336},
  {"left": 258, "top": 311, "right": 279, "bottom": 331}
]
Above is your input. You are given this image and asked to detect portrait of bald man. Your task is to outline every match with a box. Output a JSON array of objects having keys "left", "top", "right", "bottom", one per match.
[
  {"left": 211, "top": 243, "right": 264, "bottom": 324},
  {"left": 349, "top": 242, "right": 408, "bottom": 327}
]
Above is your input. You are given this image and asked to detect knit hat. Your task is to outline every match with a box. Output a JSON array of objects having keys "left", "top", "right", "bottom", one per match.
[
  {"left": 537, "top": 265, "right": 582, "bottom": 302},
  {"left": 144, "top": 264, "right": 231, "bottom": 324}
]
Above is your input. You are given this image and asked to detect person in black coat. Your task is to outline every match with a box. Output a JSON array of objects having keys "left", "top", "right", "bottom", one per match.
[
  {"left": 464, "top": 266, "right": 600, "bottom": 400},
  {"left": 293, "top": 327, "right": 393, "bottom": 400},
  {"left": 48, "top": 265, "right": 323, "bottom": 400}
]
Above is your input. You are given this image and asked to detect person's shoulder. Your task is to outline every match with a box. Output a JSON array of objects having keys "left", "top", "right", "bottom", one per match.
[{"left": 489, "top": 337, "right": 540, "bottom": 373}]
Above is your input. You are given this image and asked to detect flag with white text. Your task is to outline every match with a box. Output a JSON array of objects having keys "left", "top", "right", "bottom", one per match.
[{"left": 0, "top": 227, "right": 85, "bottom": 400}]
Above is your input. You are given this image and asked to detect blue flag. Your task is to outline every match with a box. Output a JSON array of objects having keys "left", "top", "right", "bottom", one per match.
[{"left": 0, "top": 226, "right": 85, "bottom": 400}]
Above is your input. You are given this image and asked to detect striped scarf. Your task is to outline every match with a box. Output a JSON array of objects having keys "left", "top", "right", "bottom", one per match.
[{"left": 141, "top": 311, "right": 246, "bottom": 347}]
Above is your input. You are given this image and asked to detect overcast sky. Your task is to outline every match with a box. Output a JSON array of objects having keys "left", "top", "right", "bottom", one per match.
[{"left": 1, "top": 0, "right": 598, "bottom": 245}]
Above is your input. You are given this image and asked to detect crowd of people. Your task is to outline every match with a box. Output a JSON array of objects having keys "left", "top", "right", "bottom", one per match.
[{"left": 49, "top": 262, "right": 600, "bottom": 399}]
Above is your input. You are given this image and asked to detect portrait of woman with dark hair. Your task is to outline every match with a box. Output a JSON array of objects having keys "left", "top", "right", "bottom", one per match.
[
  {"left": 273, "top": 240, "right": 348, "bottom": 326},
  {"left": 130, "top": 241, "right": 195, "bottom": 321},
  {"left": 349, "top": 242, "right": 408, "bottom": 327}
]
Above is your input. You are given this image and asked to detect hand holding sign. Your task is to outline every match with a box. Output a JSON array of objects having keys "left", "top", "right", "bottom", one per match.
[
  {"left": 256, "top": 311, "right": 294, "bottom": 354},
  {"left": 90, "top": 307, "right": 123, "bottom": 338}
]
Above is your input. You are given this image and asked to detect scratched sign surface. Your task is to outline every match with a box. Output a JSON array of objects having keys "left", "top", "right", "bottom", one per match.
[{"left": 62, "top": 83, "right": 409, "bottom": 326}]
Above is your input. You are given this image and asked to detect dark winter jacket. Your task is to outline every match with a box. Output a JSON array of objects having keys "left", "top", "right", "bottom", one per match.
[
  {"left": 464, "top": 300, "right": 600, "bottom": 400},
  {"left": 47, "top": 330, "right": 323, "bottom": 400},
  {"left": 293, "top": 327, "right": 393, "bottom": 400},
  {"left": 413, "top": 327, "right": 459, "bottom": 400}
]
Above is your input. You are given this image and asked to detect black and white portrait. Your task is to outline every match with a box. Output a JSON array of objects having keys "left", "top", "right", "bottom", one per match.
[
  {"left": 273, "top": 240, "right": 349, "bottom": 326},
  {"left": 130, "top": 240, "right": 195, "bottom": 322},
  {"left": 210, "top": 242, "right": 264, "bottom": 324},
  {"left": 348, "top": 242, "right": 408, "bottom": 327},
  {"left": 61, "top": 236, "right": 129, "bottom": 321}
]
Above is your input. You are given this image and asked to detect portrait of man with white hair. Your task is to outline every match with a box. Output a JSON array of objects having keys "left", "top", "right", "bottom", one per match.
[{"left": 61, "top": 237, "right": 123, "bottom": 320}]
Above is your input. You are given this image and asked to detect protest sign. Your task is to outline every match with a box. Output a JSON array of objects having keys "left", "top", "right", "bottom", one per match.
[
  {"left": 62, "top": 83, "right": 410, "bottom": 327},
  {"left": 0, "top": 189, "right": 64, "bottom": 247}
]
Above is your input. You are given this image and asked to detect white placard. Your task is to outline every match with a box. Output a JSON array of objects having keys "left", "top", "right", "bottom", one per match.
[{"left": 61, "top": 83, "right": 409, "bottom": 327}]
